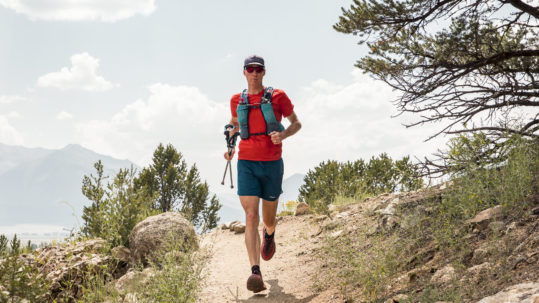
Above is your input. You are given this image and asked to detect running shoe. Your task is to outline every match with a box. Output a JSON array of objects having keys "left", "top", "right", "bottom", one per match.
[
  {"left": 260, "top": 226, "right": 276, "bottom": 261},
  {"left": 246, "top": 272, "right": 266, "bottom": 293}
]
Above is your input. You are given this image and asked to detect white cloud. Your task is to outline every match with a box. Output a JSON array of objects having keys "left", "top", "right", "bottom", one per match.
[
  {"left": 0, "top": 0, "right": 156, "bottom": 22},
  {"left": 0, "top": 116, "right": 24, "bottom": 145},
  {"left": 7, "top": 111, "right": 21, "bottom": 119},
  {"left": 77, "top": 83, "right": 227, "bottom": 168},
  {"left": 38, "top": 53, "right": 117, "bottom": 92},
  {"left": 0, "top": 95, "right": 24, "bottom": 104},
  {"left": 284, "top": 70, "right": 447, "bottom": 176},
  {"left": 56, "top": 111, "right": 73, "bottom": 120}
]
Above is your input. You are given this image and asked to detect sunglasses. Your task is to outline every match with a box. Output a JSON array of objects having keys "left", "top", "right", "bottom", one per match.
[{"left": 245, "top": 66, "right": 265, "bottom": 73}]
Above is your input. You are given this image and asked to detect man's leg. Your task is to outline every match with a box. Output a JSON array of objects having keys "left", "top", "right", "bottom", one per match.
[
  {"left": 262, "top": 199, "right": 279, "bottom": 235},
  {"left": 260, "top": 198, "right": 279, "bottom": 261},
  {"left": 240, "top": 195, "right": 267, "bottom": 292},
  {"left": 240, "top": 195, "right": 261, "bottom": 267}
]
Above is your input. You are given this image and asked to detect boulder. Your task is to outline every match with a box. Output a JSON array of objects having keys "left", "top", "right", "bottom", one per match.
[
  {"left": 430, "top": 265, "right": 456, "bottom": 284},
  {"left": 233, "top": 223, "right": 246, "bottom": 233},
  {"left": 228, "top": 220, "right": 241, "bottom": 231},
  {"left": 129, "top": 212, "right": 197, "bottom": 265},
  {"left": 229, "top": 223, "right": 239, "bottom": 231},
  {"left": 111, "top": 246, "right": 131, "bottom": 264},
  {"left": 477, "top": 282, "right": 539, "bottom": 303},
  {"left": 295, "top": 202, "right": 312, "bottom": 216},
  {"left": 466, "top": 205, "right": 503, "bottom": 231}
]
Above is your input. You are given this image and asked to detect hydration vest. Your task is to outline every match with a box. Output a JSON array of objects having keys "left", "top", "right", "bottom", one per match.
[{"left": 237, "top": 87, "right": 285, "bottom": 140}]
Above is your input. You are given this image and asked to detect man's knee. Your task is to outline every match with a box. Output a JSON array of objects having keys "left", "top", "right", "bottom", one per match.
[
  {"left": 245, "top": 211, "right": 259, "bottom": 225},
  {"left": 264, "top": 216, "right": 276, "bottom": 228}
]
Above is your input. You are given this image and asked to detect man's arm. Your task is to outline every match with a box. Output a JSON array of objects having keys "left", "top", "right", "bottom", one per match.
[
  {"left": 230, "top": 116, "right": 239, "bottom": 134},
  {"left": 269, "top": 111, "right": 302, "bottom": 144},
  {"left": 224, "top": 117, "right": 239, "bottom": 160}
]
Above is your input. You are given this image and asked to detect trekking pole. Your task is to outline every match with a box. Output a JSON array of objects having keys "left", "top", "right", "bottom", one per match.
[
  {"left": 221, "top": 161, "right": 230, "bottom": 186},
  {"left": 221, "top": 124, "right": 240, "bottom": 188}
]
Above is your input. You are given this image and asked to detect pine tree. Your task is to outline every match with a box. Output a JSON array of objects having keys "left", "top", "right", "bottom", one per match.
[
  {"left": 81, "top": 160, "right": 107, "bottom": 237},
  {"left": 135, "top": 143, "right": 221, "bottom": 231},
  {"left": 335, "top": 0, "right": 538, "bottom": 175}
]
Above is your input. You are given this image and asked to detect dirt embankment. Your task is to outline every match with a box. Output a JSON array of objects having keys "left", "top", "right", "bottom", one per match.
[{"left": 199, "top": 190, "right": 539, "bottom": 303}]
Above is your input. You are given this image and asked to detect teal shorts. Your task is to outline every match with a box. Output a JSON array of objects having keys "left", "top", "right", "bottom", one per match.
[{"left": 237, "top": 159, "right": 283, "bottom": 201}]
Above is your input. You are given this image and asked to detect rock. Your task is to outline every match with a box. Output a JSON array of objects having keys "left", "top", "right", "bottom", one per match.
[
  {"left": 477, "top": 282, "right": 539, "bottom": 303},
  {"left": 466, "top": 262, "right": 491, "bottom": 283},
  {"left": 314, "top": 215, "right": 327, "bottom": 223},
  {"left": 336, "top": 212, "right": 349, "bottom": 219},
  {"left": 430, "top": 265, "right": 456, "bottom": 284},
  {"left": 328, "top": 204, "right": 337, "bottom": 212},
  {"left": 329, "top": 230, "right": 344, "bottom": 238},
  {"left": 488, "top": 221, "right": 505, "bottom": 234},
  {"left": 27, "top": 238, "right": 116, "bottom": 300},
  {"left": 466, "top": 205, "right": 503, "bottom": 230},
  {"left": 129, "top": 212, "right": 197, "bottom": 265},
  {"left": 123, "top": 292, "right": 140, "bottom": 303},
  {"left": 385, "top": 294, "right": 409, "bottom": 302},
  {"left": 295, "top": 202, "right": 312, "bottom": 216},
  {"left": 111, "top": 246, "right": 131, "bottom": 264},
  {"left": 228, "top": 220, "right": 240, "bottom": 229},
  {"left": 228, "top": 220, "right": 241, "bottom": 231},
  {"left": 115, "top": 268, "right": 155, "bottom": 295},
  {"left": 220, "top": 223, "right": 228, "bottom": 230},
  {"left": 506, "top": 221, "right": 517, "bottom": 234},
  {"left": 233, "top": 223, "right": 246, "bottom": 233},
  {"left": 471, "top": 248, "right": 488, "bottom": 265},
  {"left": 375, "top": 197, "right": 400, "bottom": 216}
]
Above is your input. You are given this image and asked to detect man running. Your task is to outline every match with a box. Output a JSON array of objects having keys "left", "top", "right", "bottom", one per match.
[{"left": 224, "top": 55, "right": 302, "bottom": 293}]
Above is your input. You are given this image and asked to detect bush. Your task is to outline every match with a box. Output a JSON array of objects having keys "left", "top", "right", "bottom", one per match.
[
  {"left": 299, "top": 154, "right": 423, "bottom": 212},
  {"left": 82, "top": 162, "right": 158, "bottom": 248},
  {"left": 0, "top": 234, "right": 50, "bottom": 303},
  {"left": 277, "top": 200, "right": 298, "bottom": 216},
  {"left": 421, "top": 135, "right": 538, "bottom": 248},
  {"left": 135, "top": 235, "right": 209, "bottom": 303}
]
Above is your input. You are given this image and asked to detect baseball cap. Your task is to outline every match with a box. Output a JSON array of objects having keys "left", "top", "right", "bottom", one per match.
[{"left": 244, "top": 55, "right": 265, "bottom": 67}]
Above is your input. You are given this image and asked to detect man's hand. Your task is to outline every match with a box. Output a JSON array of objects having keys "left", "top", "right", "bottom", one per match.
[
  {"left": 269, "top": 131, "right": 285, "bottom": 145},
  {"left": 224, "top": 149, "right": 235, "bottom": 160}
]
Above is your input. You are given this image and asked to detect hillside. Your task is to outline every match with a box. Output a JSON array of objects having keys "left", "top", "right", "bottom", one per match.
[{"left": 199, "top": 187, "right": 539, "bottom": 302}]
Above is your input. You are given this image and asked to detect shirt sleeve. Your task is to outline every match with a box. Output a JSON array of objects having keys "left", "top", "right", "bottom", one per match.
[
  {"left": 230, "top": 94, "right": 239, "bottom": 118},
  {"left": 277, "top": 90, "right": 294, "bottom": 118}
]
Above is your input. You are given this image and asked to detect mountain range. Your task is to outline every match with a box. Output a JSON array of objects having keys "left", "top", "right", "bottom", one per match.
[{"left": 0, "top": 143, "right": 305, "bottom": 231}]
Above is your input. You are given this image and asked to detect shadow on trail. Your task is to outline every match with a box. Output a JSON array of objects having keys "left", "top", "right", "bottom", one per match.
[{"left": 238, "top": 279, "right": 318, "bottom": 303}]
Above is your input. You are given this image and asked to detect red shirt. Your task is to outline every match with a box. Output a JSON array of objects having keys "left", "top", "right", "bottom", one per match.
[{"left": 230, "top": 88, "right": 294, "bottom": 161}]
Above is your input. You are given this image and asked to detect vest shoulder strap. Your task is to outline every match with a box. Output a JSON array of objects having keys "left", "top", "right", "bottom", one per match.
[
  {"left": 261, "top": 87, "right": 274, "bottom": 104},
  {"left": 240, "top": 89, "right": 249, "bottom": 104}
]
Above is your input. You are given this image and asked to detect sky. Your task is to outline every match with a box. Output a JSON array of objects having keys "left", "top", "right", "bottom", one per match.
[{"left": 0, "top": 0, "right": 449, "bottom": 193}]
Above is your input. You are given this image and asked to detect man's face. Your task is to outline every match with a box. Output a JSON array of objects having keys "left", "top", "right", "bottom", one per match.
[{"left": 243, "top": 65, "right": 265, "bottom": 84}]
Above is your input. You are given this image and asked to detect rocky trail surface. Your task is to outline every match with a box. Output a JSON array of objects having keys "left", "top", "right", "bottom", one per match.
[{"left": 198, "top": 215, "right": 337, "bottom": 303}]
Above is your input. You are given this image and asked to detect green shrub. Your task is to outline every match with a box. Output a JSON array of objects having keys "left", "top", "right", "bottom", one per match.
[
  {"left": 0, "top": 234, "right": 50, "bottom": 303},
  {"left": 299, "top": 154, "right": 423, "bottom": 212},
  {"left": 82, "top": 162, "right": 158, "bottom": 248},
  {"left": 320, "top": 232, "right": 403, "bottom": 301},
  {"left": 135, "top": 235, "right": 209, "bottom": 303},
  {"left": 423, "top": 135, "right": 538, "bottom": 249}
]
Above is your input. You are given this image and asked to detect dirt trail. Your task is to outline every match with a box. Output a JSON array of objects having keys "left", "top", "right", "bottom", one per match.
[{"left": 198, "top": 215, "right": 337, "bottom": 303}]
